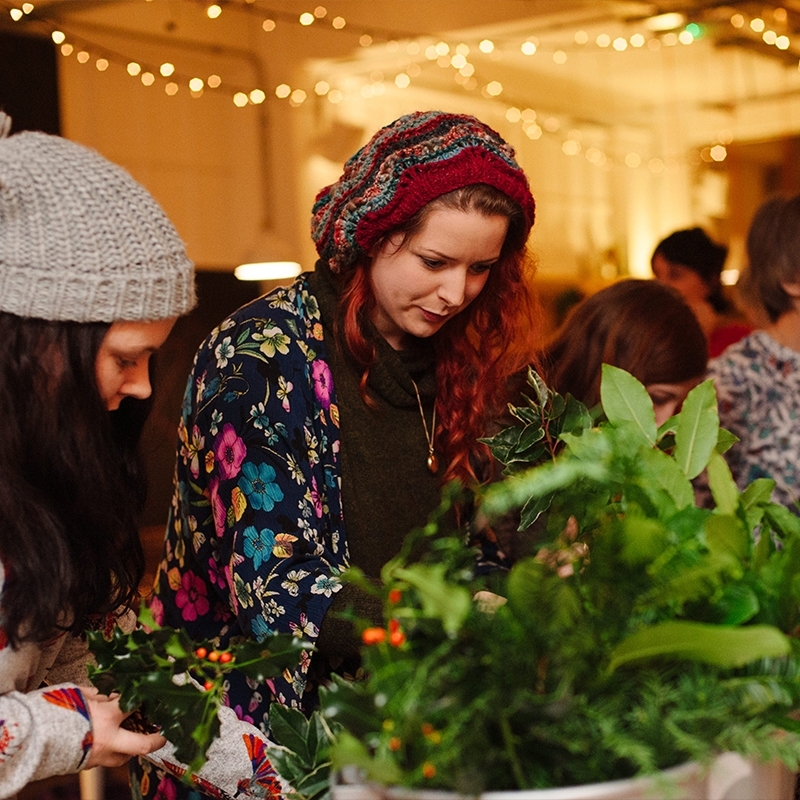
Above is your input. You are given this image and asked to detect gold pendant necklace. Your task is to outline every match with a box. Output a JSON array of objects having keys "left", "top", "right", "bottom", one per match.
[{"left": 411, "top": 379, "right": 438, "bottom": 474}]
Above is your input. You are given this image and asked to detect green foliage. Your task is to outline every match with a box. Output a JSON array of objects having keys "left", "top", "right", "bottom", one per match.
[
  {"left": 267, "top": 702, "right": 340, "bottom": 800},
  {"left": 323, "top": 367, "right": 800, "bottom": 793},
  {"left": 87, "top": 606, "right": 312, "bottom": 773}
]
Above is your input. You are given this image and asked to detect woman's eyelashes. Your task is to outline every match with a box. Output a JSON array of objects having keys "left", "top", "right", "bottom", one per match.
[{"left": 418, "top": 253, "right": 495, "bottom": 274}]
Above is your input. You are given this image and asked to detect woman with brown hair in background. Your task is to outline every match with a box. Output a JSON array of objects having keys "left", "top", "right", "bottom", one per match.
[{"left": 541, "top": 278, "right": 708, "bottom": 425}]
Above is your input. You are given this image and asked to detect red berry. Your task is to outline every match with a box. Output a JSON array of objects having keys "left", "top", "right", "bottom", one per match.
[
  {"left": 389, "top": 630, "right": 406, "bottom": 647},
  {"left": 203, "top": 680, "right": 214, "bottom": 691},
  {"left": 194, "top": 647, "right": 208, "bottom": 659},
  {"left": 361, "top": 627, "right": 387, "bottom": 645},
  {"left": 219, "top": 652, "right": 233, "bottom": 664}
]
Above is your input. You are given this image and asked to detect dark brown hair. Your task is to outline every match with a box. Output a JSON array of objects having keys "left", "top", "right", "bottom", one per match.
[
  {"left": 743, "top": 194, "right": 800, "bottom": 323},
  {"left": 541, "top": 279, "right": 707, "bottom": 408},
  {"left": 0, "top": 315, "right": 148, "bottom": 645},
  {"left": 652, "top": 227, "right": 729, "bottom": 313}
]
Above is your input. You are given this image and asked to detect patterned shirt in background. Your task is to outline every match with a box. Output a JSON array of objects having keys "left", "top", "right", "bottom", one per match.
[{"left": 708, "top": 330, "right": 800, "bottom": 513}]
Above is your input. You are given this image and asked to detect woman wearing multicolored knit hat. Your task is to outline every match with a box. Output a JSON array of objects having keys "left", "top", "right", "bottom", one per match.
[
  {"left": 0, "top": 116, "right": 196, "bottom": 795},
  {"left": 136, "top": 110, "right": 539, "bottom": 798}
]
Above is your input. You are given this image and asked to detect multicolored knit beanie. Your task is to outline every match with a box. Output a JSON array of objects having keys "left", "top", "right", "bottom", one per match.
[{"left": 311, "top": 110, "right": 535, "bottom": 272}]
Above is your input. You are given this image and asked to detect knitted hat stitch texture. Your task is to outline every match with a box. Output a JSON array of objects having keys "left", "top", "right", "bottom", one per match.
[
  {"left": 0, "top": 130, "right": 196, "bottom": 323},
  {"left": 311, "top": 111, "right": 535, "bottom": 272}
]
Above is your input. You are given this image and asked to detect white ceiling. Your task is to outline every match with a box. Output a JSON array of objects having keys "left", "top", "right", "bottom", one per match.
[
  {"left": 4, "top": 0, "right": 800, "bottom": 277},
  {"left": 6, "top": 0, "right": 800, "bottom": 154}
]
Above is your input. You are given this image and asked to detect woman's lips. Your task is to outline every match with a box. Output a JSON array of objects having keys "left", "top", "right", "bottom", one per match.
[{"left": 421, "top": 308, "right": 449, "bottom": 323}]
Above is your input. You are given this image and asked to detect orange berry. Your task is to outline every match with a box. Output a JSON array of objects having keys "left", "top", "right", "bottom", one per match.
[
  {"left": 194, "top": 647, "right": 208, "bottom": 659},
  {"left": 203, "top": 680, "right": 214, "bottom": 691},
  {"left": 388, "top": 589, "right": 402, "bottom": 604},
  {"left": 422, "top": 763, "right": 436, "bottom": 779},
  {"left": 219, "top": 652, "right": 233, "bottom": 664},
  {"left": 423, "top": 725, "right": 442, "bottom": 744},
  {"left": 388, "top": 736, "right": 401, "bottom": 751},
  {"left": 389, "top": 629, "right": 406, "bottom": 647},
  {"left": 361, "top": 627, "right": 387, "bottom": 645},
  {"left": 207, "top": 650, "right": 220, "bottom": 662}
]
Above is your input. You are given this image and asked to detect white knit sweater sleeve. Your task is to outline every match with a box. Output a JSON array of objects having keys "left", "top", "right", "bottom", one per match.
[
  {"left": 0, "top": 682, "right": 93, "bottom": 798},
  {"left": 0, "top": 556, "right": 94, "bottom": 797}
]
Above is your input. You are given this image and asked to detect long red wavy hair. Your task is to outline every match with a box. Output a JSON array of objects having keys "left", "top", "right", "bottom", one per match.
[{"left": 336, "top": 184, "right": 540, "bottom": 487}]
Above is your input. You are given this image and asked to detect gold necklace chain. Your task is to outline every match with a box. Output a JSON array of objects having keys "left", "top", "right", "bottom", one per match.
[{"left": 410, "top": 379, "right": 438, "bottom": 474}]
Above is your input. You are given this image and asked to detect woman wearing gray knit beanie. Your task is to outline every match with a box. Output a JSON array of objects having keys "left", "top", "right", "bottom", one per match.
[{"left": 0, "top": 118, "right": 195, "bottom": 794}]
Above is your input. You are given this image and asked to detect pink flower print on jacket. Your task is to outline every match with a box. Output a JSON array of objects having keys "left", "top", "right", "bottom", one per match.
[
  {"left": 175, "top": 571, "right": 211, "bottom": 621},
  {"left": 148, "top": 595, "right": 165, "bottom": 626},
  {"left": 153, "top": 774, "right": 178, "bottom": 800},
  {"left": 311, "top": 360, "right": 333, "bottom": 410},
  {"left": 214, "top": 423, "right": 246, "bottom": 479},
  {"left": 208, "top": 477, "right": 227, "bottom": 537}
]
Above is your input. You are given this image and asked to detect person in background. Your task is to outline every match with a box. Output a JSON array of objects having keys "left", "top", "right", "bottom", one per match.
[
  {"left": 0, "top": 119, "right": 195, "bottom": 795},
  {"left": 651, "top": 227, "right": 752, "bottom": 358},
  {"left": 486, "top": 278, "right": 709, "bottom": 566},
  {"left": 540, "top": 279, "right": 708, "bottom": 426},
  {"left": 708, "top": 194, "right": 800, "bottom": 513},
  {"left": 134, "top": 110, "right": 540, "bottom": 798}
]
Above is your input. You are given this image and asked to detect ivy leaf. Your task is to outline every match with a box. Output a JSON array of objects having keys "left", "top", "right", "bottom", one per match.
[
  {"left": 515, "top": 423, "right": 546, "bottom": 454},
  {"left": 673, "top": 380, "right": 719, "bottom": 479},
  {"left": 526, "top": 367, "right": 550, "bottom": 409},
  {"left": 599, "top": 364, "right": 656, "bottom": 446},
  {"left": 479, "top": 426, "right": 521, "bottom": 465},
  {"left": 519, "top": 491, "right": 554, "bottom": 529},
  {"left": 560, "top": 393, "right": 593, "bottom": 436}
]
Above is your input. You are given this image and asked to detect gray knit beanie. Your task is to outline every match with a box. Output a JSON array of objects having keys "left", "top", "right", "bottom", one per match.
[{"left": 0, "top": 122, "right": 196, "bottom": 323}]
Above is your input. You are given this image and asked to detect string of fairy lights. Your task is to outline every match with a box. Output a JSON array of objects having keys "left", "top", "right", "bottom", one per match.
[{"left": 6, "top": 0, "right": 800, "bottom": 171}]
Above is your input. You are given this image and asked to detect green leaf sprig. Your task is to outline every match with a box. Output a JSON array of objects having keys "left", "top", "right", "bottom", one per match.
[
  {"left": 87, "top": 606, "right": 312, "bottom": 773},
  {"left": 322, "top": 366, "right": 800, "bottom": 793}
]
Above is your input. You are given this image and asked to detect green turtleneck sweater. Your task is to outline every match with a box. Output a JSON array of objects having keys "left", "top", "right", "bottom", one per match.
[{"left": 308, "top": 264, "right": 446, "bottom": 668}]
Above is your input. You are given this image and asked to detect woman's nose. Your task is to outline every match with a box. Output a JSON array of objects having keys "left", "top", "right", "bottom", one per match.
[
  {"left": 437, "top": 268, "right": 467, "bottom": 308},
  {"left": 123, "top": 362, "right": 153, "bottom": 400}
]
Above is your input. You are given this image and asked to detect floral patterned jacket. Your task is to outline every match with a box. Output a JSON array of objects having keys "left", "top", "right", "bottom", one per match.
[
  {"left": 708, "top": 329, "right": 800, "bottom": 512},
  {"left": 149, "top": 273, "right": 345, "bottom": 729}
]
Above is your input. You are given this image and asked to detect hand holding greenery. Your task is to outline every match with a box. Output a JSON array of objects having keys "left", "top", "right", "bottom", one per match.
[
  {"left": 321, "top": 366, "right": 800, "bottom": 794},
  {"left": 87, "top": 606, "right": 312, "bottom": 772}
]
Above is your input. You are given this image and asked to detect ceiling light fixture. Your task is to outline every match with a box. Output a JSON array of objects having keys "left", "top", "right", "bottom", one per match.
[
  {"left": 234, "top": 261, "right": 302, "bottom": 281},
  {"left": 644, "top": 12, "right": 686, "bottom": 31}
]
